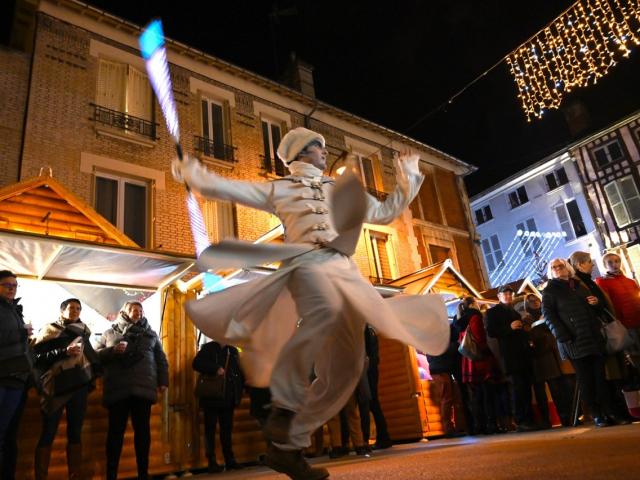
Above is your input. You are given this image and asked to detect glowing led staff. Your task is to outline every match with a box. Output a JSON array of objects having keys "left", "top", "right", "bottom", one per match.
[
  {"left": 489, "top": 232, "right": 523, "bottom": 283},
  {"left": 494, "top": 230, "right": 537, "bottom": 286},
  {"left": 521, "top": 232, "right": 561, "bottom": 280},
  {"left": 520, "top": 232, "right": 556, "bottom": 280},
  {"left": 139, "top": 19, "right": 213, "bottom": 259}
]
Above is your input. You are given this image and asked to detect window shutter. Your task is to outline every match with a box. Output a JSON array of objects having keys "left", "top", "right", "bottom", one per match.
[
  {"left": 201, "top": 100, "right": 210, "bottom": 138},
  {"left": 604, "top": 182, "right": 630, "bottom": 227},
  {"left": 126, "top": 66, "right": 151, "bottom": 120},
  {"left": 482, "top": 239, "right": 495, "bottom": 272},
  {"left": 618, "top": 177, "right": 640, "bottom": 222},
  {"left": 375, "top": 237, "right": 392, "bottom": 279},
  {"left": 555, "top": 205, "right": 575, "bottom": 241},
  {"left": 97, "top": 59, "right": 126, "bottom": 111},
  {"left": 490, "top": 235, "right": 503, "bottom": 264}
]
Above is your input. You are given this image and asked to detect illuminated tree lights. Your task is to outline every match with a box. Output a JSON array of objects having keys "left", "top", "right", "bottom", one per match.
[{"left": 506, "top": 0, "right": 640, "bottom": 121}]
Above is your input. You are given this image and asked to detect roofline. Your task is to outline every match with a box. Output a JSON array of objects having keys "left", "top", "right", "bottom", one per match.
[
  {"left": 49, "top": 0, "right": 475, "bottom": 174},
  {"left": 470, "top": 108, "right": 640, "bottom": 205}
]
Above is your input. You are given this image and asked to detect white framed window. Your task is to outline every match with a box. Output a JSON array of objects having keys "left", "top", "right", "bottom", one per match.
[
  {"left": 474, "top": 205, "right": 493, "bottom": 225},
  {"left": 516, "top": 218, "right": 541, "bottom": 256},
  {"left": 481, "top": 234, "right": 503, "bottom": 273},
  {"left": 353, "top": 152, "right": 380, "bottom": 192},
  {"left": 94, "top": 172, "right": 148, "bottom": 247},
  {"left": 261, "top": 118, "right": 285, "bottom": 177},
  {"left": 604, "top": 176, "right": 640, "bottom": 228},
  {"left": 545, "top": 167, "right": 569, "bottom": 191},
  {"left": 507, "top": 186, "right": 529, "bottom": 209},
  {"left": 591, "top": 139, "right": 624, "bottom": 168},
  {"left": 367, "top": 231, "right": 396, "bottom": 282},
  {"left": 199, "top": 97, "right": 232, "bottom": 161},
  {"left": 554, "top": 199, "right": 588, "bottom": 241}
]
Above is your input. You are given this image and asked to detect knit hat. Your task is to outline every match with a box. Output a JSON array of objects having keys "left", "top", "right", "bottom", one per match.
[{"left": 276, "top": 127, "right": 325, "bottom": 166}]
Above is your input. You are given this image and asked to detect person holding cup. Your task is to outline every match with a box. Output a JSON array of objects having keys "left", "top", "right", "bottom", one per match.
[
  {"left": 94, "top": 301, "right": 168, "bottom": 480},
  {"left": 0, "top": 270, "right": 32, "bottom": 479},
  {"left": 32, "top": 298, "right": 100, "bottom": 479}
]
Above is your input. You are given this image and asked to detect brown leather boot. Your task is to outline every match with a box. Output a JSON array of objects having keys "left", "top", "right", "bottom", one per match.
[
  {"left": 263, "top": 407, "right": 296, "bottom": 444},
  {"left": 67, "top": 443, "right": 83, "bottom": 479},
  {"left": 34, "top": 446, "right": 52, "bottom": 480},
  {"left": 265, "top": 443, "right": 329, "bottom": 480}
]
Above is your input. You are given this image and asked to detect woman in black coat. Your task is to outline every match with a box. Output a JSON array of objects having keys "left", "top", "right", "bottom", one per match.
[
  {"left": 193, "top": 340, "right": 244, "bottom": 473},
  {"left": 542, "top": 258, "right": 625, "bottom": 427}
]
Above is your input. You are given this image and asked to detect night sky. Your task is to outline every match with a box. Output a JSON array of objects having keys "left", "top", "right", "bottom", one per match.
[{"left": 34, "top": 1, "right": 640, "bottom": 195}]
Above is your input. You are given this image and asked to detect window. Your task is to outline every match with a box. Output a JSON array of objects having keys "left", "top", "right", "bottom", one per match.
[
  {"left": 545, "top": 167, "right": 569, "bottom": 191},
  {"left": 474, "top": 205, "right": 493, "bottom": 225},
  {"left": 95, "top": 173, "right": 148, "bottom": 247},
  {"left": 204, "top": 200, "right": 236, "bottom": 243},
  {"left": 95, "top": 59, "right": 154, "bottom": 137},
  {"left": 604, "top": 176, "right": 640, "bottom": 227},
  {"left": 429, "top": 244, "right": 451, "bottom": 264},
  {"left": 554, "top": 200, "right": 587, "bottom": 241},
  {"left": 261, "top": 119, "right": 285, "bottom": 177},
  {"left": 199, "top": 98, "right": 233, "bottom": 161},
  {"left": 369, "top": 231, "right": 394, "bottom": 282},
  {"left": 516, "top": 218, "right": 541, "bottom": 256},
  {"left": 507, "top": 186, "right": 529, "bottom": 209},
  {"left": 353, "top": 153, "right": 379, "bottom": 192},
  {"left": 591, "top": 139, "right": 624, "bottom": 168},
  {"left": 481, "top": 234, "right": 503, "bottom": 273}
]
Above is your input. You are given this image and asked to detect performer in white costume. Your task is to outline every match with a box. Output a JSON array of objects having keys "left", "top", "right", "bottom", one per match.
[{"left": 172, "top": 127, "right": 449, "bottom": 479}]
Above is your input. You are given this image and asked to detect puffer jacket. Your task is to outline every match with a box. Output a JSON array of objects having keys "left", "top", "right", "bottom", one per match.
[
  {"left": 94, "top": 315, "right": 169, "bottom": 407},
  {"left": 542, "top": 277, "right": 606, "bottom": 360},
  {"left": 0, "top": 296, "right": 31, "bottom": 388}
]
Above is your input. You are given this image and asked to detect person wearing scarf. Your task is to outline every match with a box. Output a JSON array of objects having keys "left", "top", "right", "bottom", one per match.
[
  {"left": 172, "top": 127, "right": 449, "bottom": 480},
  {"left": 94, "top": 301, "right": 168, "bottom": 480},
  {"left": 542, "top": 258, "right": 628, "bottom": 428},
  {"left": 569, "top": 251, "right": 633, "bottom": 424},
  {"left": 32, "top": 298, "right": 99, "bottom": 479}
]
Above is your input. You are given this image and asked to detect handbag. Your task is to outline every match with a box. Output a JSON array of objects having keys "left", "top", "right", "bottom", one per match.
[
  {"left": 194, "top": 349, "right": 229, "bottom": 399},
  {"left": 53, "top": 364, "right": 92, "bottom": 395},
  {"left": 458, "top": 328, "right": 484, "bottom": 361},
  {"left": 602, "top": 309, "right": 635, "bottom": 354}
]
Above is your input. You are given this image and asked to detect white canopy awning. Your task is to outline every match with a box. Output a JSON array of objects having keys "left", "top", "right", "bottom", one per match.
[{"left": 0, "top": 229, "right": 196, "bottom": 290}]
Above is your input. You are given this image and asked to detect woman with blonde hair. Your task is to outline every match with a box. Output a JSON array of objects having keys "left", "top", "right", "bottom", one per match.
[
  {"left": 94, "top": 301, "right": 168, "bottom": 480},
  {"left": 542, "top": 258, "right": 626, "bottom": 427}
]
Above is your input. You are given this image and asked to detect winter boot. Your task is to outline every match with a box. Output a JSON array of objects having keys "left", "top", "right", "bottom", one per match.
[
  {"left": 265, "top": 443, "right": 329, "bottom": 480},
  {"left": 34, "top": 446, "right": 52, "bottom": 480}
]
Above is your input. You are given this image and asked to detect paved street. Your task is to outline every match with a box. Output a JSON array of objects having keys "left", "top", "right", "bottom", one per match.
[{"left": 195, "top": 423, "right": 640, "bottom": 479}]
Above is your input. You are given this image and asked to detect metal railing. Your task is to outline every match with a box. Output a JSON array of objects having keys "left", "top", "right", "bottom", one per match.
[
  {"left": 193, "top": 136, "right": 236, "bottom": 163},
  {"left": 90, "top": 103, "right": 157, "bottom": 140},
  {"left": 260, "top": 155, "right": 287, "bottom": 177}
]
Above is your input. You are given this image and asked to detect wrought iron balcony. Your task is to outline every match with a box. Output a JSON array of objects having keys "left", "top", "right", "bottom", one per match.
[
  {"left": 366, "top": 187, "right": 388, "bottom": 201},
  {"left": 90, "top": 103, "right": 157, "bottom": 140},
  {"left": 193, "top": 136, "right": 236, "bottom": 163}
]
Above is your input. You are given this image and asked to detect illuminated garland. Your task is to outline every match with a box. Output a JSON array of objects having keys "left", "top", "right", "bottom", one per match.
[{"left": 506, "top": 0, "right": 640, "bottom": 121}]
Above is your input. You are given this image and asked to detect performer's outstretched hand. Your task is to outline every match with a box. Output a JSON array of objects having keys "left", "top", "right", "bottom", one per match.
[
  {"left": 171, "top": 154, "right": 203, "bottom": 186},
  {"left": 395, "top": 152, "right": 421, "bottom": 178}
]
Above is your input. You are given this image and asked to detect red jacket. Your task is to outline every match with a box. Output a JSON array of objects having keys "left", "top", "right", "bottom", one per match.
[
  {"left": 595, "top": 274, "right": 640, "bottom": 329},
  {"left": 459, "top": 312, "right": 501, "bottom": 384}
]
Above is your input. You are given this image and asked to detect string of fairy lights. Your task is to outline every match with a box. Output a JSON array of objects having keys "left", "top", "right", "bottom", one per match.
[
  {"left": 506, "top": 0, "right": 640, "bottom": 121},
  {"left": 407, "top": 0, "right": 640, "bottom": 129}
]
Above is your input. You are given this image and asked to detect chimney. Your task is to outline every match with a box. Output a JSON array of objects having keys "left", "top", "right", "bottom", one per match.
[
  {"left": 282, "top": 52, "right": 315, "bottom": 98},
  {"left": 561, "top": 98, "right": 591, "bottom": 137}
]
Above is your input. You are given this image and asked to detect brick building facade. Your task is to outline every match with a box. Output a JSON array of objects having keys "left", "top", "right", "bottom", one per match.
[{"left": 1, "top": 0, "right": 485, "bottom": 290}]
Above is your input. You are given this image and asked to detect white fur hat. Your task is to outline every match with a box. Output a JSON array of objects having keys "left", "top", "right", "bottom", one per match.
[{"left": 277, "top": 127, "right": 325, "bottom": 165}]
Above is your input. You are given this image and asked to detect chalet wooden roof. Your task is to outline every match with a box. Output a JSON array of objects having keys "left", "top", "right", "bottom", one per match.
[
  {"left": 481, "top": 277, "right": 542, "bottom": 301},
  {"left": 387, "top": 259, "right": 483, "bottom": 298},
  {"left": 0, "top": 174, "right": 137, "bottom": 247}
]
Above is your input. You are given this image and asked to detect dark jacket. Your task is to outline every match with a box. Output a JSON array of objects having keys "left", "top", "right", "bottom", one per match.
[
  {"left": 427, "top": 324, "right": 459, "bottom": 375},
  {"left": 486, "top": 302, "right": 532, "bottom": 374},
  {"left": 94, "top": 315, "right": 169, "bottom": 407},
  {"left": 542, "top": 277, "right": 606, "bottom": 360},
  {"left": 32, "top": 320, "right": 100, "bottom": 373},
  {"left": 522, "top": 307, "right": 564, "bottom": 382},
  {"left": 193, "top": 341, "right": 244, "bottom": 409},
  {"left": 0, "top": 297, "right": 31, "bottom": 388}
]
